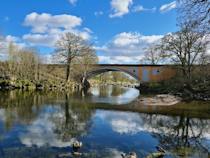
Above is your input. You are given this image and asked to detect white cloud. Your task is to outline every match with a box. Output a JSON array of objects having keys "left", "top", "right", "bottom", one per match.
[
  {"left": 112, "top": 32, "right": 162, "bottom": 48},
  {"left": 132, "top": 5, "right": 144, "bottom": 12},
  {"left": 110, "top": 0, "right": 133, "bottom": 18},
  {"left": 112, "top": 32, "right": 140, "bottom": 46},
  {"left": 5, "top": 35, "right": 19, "bottom": 43},
  {"left": 96, "top": 32, "right": 163, "bottom": 64},
  {"left": 72, "top": 28, "right": 92, "bottom": 40},
  {"left": 0, "top": 35, "right": 26, "bottom": 59},
  {"left": 160, "top": 1, "right": 176, "bottom": 13},
  {"left": 68, "top": 0, "right": 77, "bottom": 5},
  {"left": 22, "top": 12, "right": 92, "bottom": 47},
  {"left": 98, "top": 55, "right": 144, "bottom": 64},
  {"left": 109, "top": 1, "right": 156, "bottom": 18},
  {"left": 94, "top": 11, "right": 104, "bottom": 16},
  {"left": 141, "top": 35, "right": 163, "bottom": 43},
  {"left": 23, "top": 34, "right": 58, "bottom": 47},
  {"left": 132, "top": 5, "right": 156, "bottom": 13},
  {"left": 24, "top": 12, "right": 82, "bottom": 33},
  {"left": 5, "top": 35, "right": 26, "bottom": 48}
]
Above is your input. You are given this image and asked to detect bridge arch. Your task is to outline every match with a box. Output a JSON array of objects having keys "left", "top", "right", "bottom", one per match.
[{"left": 85, "top": 67, "right": 140, "bottom": 81}]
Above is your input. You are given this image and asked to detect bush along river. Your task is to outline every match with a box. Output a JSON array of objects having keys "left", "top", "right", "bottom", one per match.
[{"left": 0, "top": 85, "right": 209, "bottom": 158}]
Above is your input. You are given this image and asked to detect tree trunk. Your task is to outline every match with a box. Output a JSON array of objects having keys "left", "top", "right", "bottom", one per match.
[
  {"left": 66, "top": 59, "right": 72, "bottom": 82},
  {"left": 65, "top": 94, "right": 70, "bottom": 127},
  {"left": 35, "top": 63, "right": 39, "bottom": 81}
]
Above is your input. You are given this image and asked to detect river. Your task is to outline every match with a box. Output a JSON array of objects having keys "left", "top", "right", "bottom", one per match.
[{"left": 0, "top": 85, "right": 209, "bottom": 158}]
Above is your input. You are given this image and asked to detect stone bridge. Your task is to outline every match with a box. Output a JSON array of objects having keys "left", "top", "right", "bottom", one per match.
[{"left": 85, "top": 64, "right": 176, "bottom": 83}]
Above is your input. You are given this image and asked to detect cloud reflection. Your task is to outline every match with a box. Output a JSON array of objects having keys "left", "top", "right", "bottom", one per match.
[
  {"left": 19, "top": 107, "right": 76, "bottom": 148},
  {"left": 96, "top": 111, "right": 144, "bottom": 134}
]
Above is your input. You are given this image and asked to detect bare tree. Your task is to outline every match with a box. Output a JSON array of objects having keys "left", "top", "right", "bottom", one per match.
[
  {"left": 199, "top": 51, "right": 210, "bottom": 65},
  {"left": 140, "top": 45, "right": 167, "bottom": 65},
  {"left": 54, "top": 33, "right": 91, "bottom": 82},
  {"left": 0, "top": 35, "right": 6, "bottom": 60},
  {"left": 8, "top": 42, "right": 18, "bottom": 77},
  {"left": 6, "top": 43, "right": 40, "bottom": 80},
  {"left": 160, "top": 25, "right": 208, "bottom": 83},
  {"left": 72, "top": 46, "right": 98, "bottom": 79},
  {"left": 17, "top": 48, "right": 40, "bottom": 80},
  {"left": 0, "top": 35, "right": 3, "bottom": 48},
  {"left": 0, "top": 35, "right": 6, "bottom": 76},
  {"left": 178, "top": 0, "right": 210, "bottom": 33}
]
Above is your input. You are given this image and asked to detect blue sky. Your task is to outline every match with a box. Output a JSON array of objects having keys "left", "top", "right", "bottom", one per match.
[{"left": 0, "top": 0, "right": 178, "bottom": 64}]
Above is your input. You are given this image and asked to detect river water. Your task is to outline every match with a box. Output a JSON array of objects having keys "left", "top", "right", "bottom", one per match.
[{"left": 0, "top": 86, "right": 209, "bottom": 158}]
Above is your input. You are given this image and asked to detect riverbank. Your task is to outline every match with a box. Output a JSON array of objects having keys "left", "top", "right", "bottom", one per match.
[
  {"left": 139, "top": 82, "right": 210, "bottom": 101},
  {"left": 0, "top": 79, "right": 81, "bottom": 91}
]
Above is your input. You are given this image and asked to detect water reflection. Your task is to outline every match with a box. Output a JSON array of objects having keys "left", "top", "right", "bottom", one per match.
[
  {"left": 19, "top": 106, "right": 72, "bottom": 148},
  {"left": 90, "top": 85, "right": 139, "bottom": 104},
  {"left": 0, "top": 86, "right": 209, "bottom": 158},
  {"left": 94, "top": 111, "right": 210, "bottom": 156}
]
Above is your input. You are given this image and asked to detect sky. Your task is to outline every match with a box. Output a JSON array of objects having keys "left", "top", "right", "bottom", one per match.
[{"left": 0, "top": 0, "right": 178, "bottom": 64}]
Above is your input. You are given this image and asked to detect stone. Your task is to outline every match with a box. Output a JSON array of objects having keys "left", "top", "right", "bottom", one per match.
[
  {"left": 146, "top": 152, "right": 165, "bottom": 158},
  {"left": 73, "top": 141, "right": 82, "bottom": 148},
  {"left": 72, "top": 151, "right": 82, "bottom": 156},
  {"left": 121, "top": 152, "right": 137, "bottom": 158},
  {"left": 137, "top": 94, "right": 181, "bottom": 106},
  {"left": 57, "top": 153, "right": 72, "bottom": 158},
  {"left": 72, "top": 140, "right": 82, "bottom": 155}
]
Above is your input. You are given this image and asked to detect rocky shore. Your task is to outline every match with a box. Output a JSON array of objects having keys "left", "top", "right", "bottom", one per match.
[
  {"left": 0, "top": 79, "right": 81, "bottom": 91},
  {"left": 137, "top": 94, "right": 182, "bottom": 106}
]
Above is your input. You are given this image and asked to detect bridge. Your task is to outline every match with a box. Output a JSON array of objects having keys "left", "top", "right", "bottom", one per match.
[
  {"left": 85, "top": 64, "right": 176, "bottom": 83},
  {"left": 43, "top": 64, "right": 177, "bottom": 87}
]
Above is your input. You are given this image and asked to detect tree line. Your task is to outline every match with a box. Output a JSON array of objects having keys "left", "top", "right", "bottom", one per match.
[
  {"left": 0, "top": 42, "right": 40, "bottom": 81},
  {"left": 0, "top": 32, "right": 98, "bottom": 90}
]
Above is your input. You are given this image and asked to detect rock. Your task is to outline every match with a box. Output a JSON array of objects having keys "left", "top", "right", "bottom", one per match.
[
  {"left": 36, "top": 84, "right": 44, "bottom": 90},
  {"left": 81, "top": 77, "right": 90, "bottom": 90},
  {"left": 146, "top": 152, "right": 165, "bottom": 158},
  {"left": 73, "top": 141, "right": 82, "bottom": 149},
  {"left": 121, "top": 152, "right": 137, "bottom": 158},
  {"left": 146, "top": 146, "right": 166, "bottom": 158},
  {"left": 156, "top": 146, "right": 166, "bottom": 153},
  {"left": 72, "top": 151, "right": 82, "bottom": 156},
  {"left": 137, "top": 94, "right": 181, "bottom": 106},
  {"left": 57, "top": 153, "right": 72, "bottom": 158},
  {"left": 72, "top": 140, "right": 82, "bottom": 155}
]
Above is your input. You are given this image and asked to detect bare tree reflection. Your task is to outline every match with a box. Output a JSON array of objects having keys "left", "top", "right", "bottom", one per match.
[
  {"left": 140, "top": 113, "right": 210, "bottom": 156},
  {"left": 52, "top": 93, "right": 93, "bottom": 142}
]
